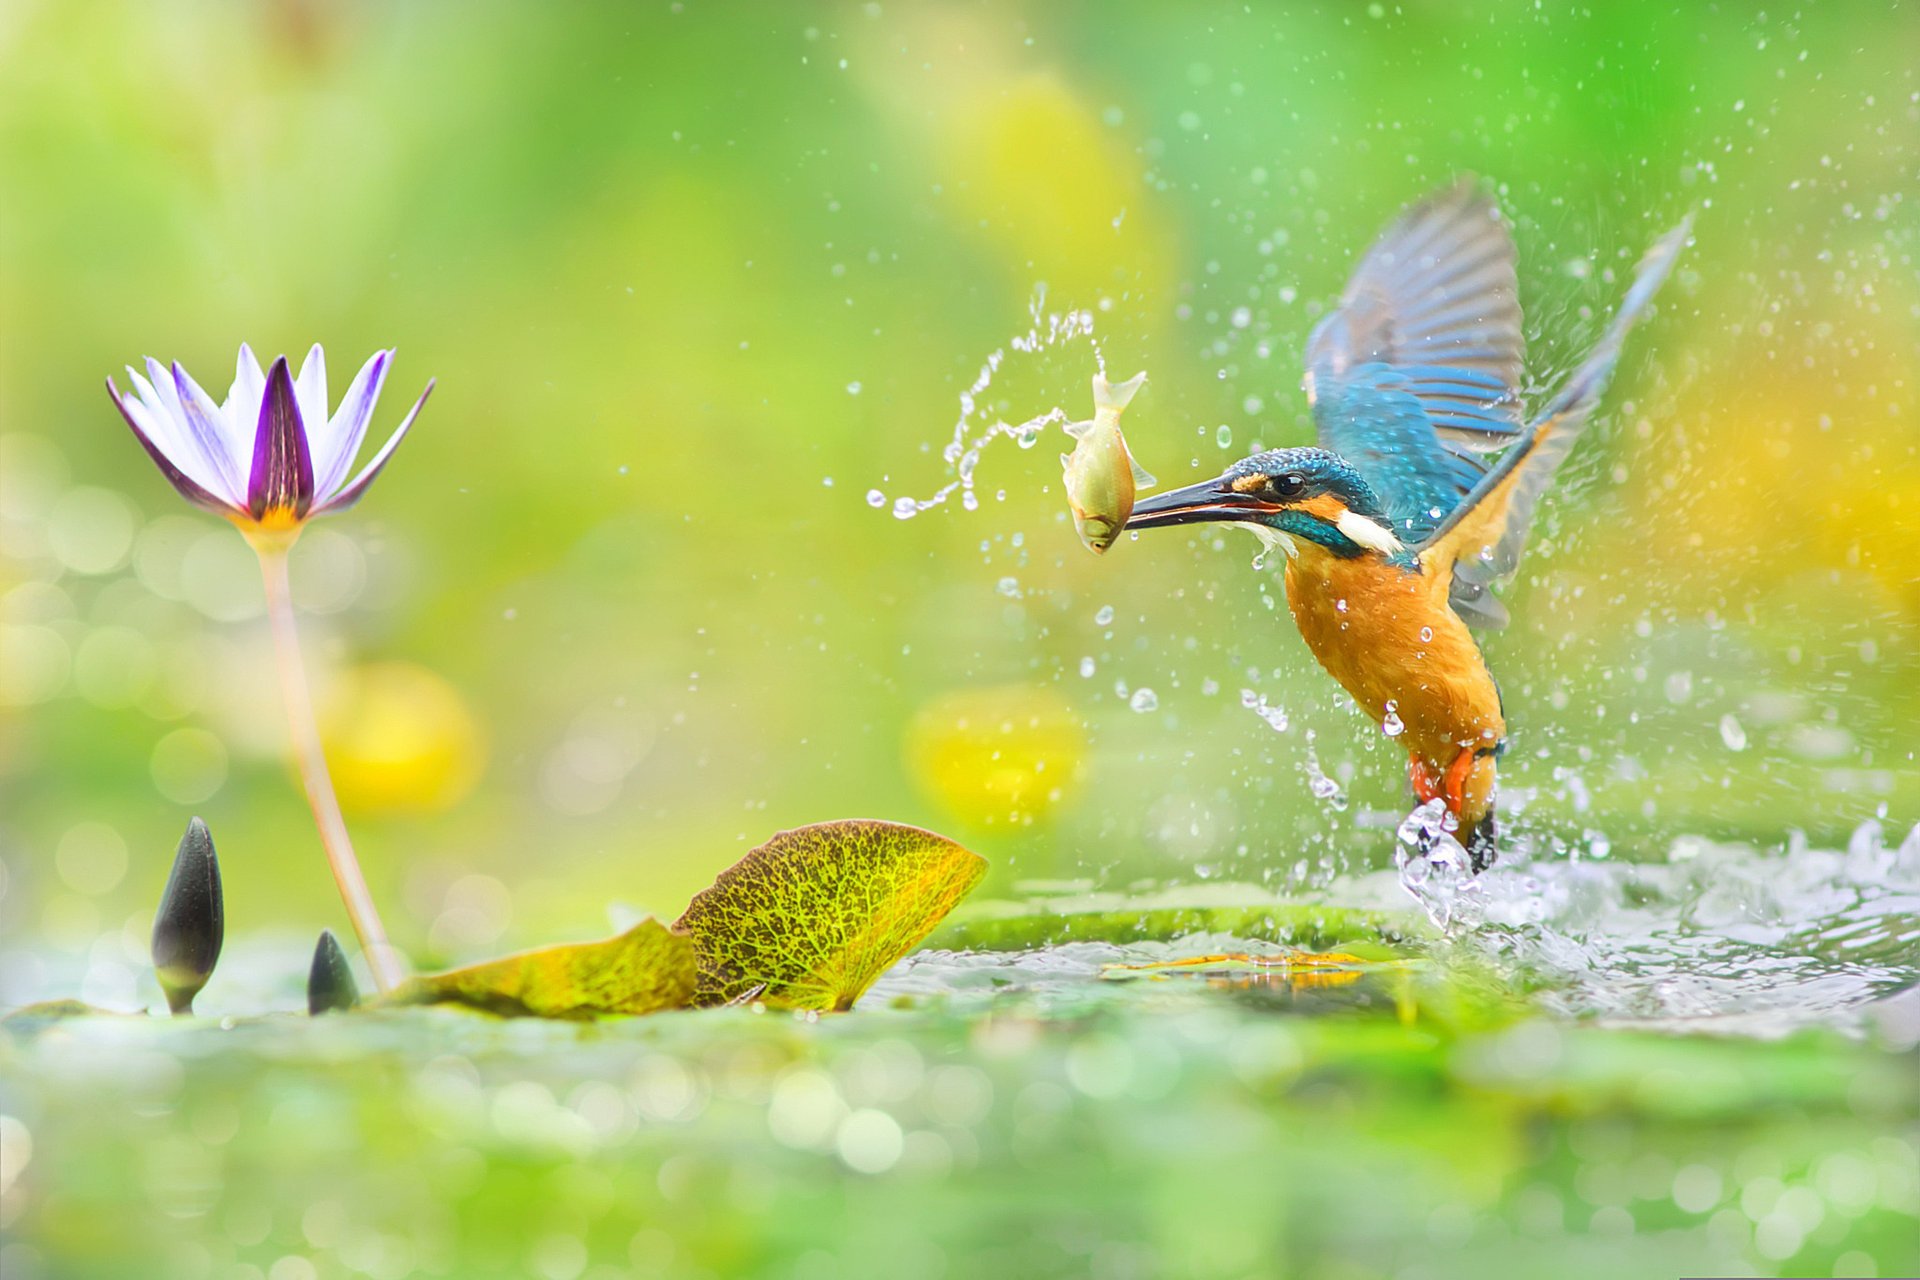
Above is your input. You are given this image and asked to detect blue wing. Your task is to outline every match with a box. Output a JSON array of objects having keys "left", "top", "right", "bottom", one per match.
[
  {"left": 1419, "top": 215, "right": 1692, "bottom": 619},
  {"left": 1304, "top": 179, "right": 1527, "bottom": 622}
]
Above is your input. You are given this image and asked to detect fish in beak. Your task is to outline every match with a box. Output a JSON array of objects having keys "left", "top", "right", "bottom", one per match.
[{"left": 1061, "top": 370, "right": 1155, "bottom": 553}]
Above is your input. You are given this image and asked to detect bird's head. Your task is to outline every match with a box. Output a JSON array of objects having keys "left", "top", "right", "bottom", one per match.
[{"left": 1126, "top": 448, "right": 1404, "bottom": 559}]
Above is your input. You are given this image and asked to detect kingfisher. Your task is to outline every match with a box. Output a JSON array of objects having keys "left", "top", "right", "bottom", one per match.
[{"left": 1126, "top": 181, "right": 1689, "bottom": 871}]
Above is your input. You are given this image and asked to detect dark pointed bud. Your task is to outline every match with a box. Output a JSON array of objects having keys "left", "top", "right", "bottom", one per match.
[
  {"left": 151, "top": 817, "right": 223, "bottom": 1015},
  {"left": 307, "top": 929, "right": 360, "bottom": 1015}
]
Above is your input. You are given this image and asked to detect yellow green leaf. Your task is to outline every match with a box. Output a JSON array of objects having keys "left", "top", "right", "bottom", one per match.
[
  {"left": 675, "top": 820, "right": 987, "bottom": 1011},
  {"left": 390, "top": 917, "right": 695, "bottom": 1019}
]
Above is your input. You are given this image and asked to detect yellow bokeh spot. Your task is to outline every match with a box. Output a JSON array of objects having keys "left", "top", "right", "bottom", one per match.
[
  {"left": 905, "top": 684, "right": 1086, "bottom": 828},
  {"left": 319, "top": 660, "right": 486, "bottom": 815},
  {"left": 941, "top": 73, "right": 1169, "bottom": 299}
]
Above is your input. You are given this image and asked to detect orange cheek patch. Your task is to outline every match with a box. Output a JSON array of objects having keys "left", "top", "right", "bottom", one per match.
[{"left": 1299, "top": 494, "right": 1349, "bottom": 522}]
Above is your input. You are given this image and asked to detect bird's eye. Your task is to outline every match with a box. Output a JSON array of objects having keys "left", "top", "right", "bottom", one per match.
[{"left": 1273, "top": 473, "right": 1307, "bottom": 499}]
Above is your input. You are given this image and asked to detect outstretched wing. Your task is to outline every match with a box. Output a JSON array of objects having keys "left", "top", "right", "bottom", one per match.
[
  {"left": 1305, "top": 179, "right": 1528, "bottom": 549},
  {"left": 1418, "top": 215, "right": 1693, "bottom": 620}
]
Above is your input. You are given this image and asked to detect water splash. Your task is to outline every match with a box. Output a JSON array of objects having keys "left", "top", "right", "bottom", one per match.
[
  {"left": 1394, "top": 799, "right": 1484, "bottom": 931},
  {"left": 1300, "top": 730, "right": 1347, "bottom": 811},
  {"left": 870, "top": 290, "right": 1099, "bottom": 520},
  {"left": 1460, "top": 819, "right": 1920, "bottom": 1033},
  {"left": 1239, "top": 688, "right": 1289, "bottom": 734}
]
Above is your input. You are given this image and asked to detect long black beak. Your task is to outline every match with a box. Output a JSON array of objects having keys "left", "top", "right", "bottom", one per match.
[{"left": 1127, "top": 477, "right": 1278, "bottom": 531}]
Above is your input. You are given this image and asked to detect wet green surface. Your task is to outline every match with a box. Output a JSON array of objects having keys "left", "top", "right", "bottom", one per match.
[{"left": 4, "top": 907, "right": 1918, "bottom": 1280}]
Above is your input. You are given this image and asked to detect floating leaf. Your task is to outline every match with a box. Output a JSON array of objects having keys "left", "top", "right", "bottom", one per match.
[
  {"left": 934, "top": 899, "right": 1416, "bottom": 952},
  {"left": 1, "top": 999, "right": 135, "bottom": 1031},
  {"left": 390, "top": 918, "right": 695, "bottom": 1019},
  {"left": 675, "top": 820, "right": 987, "bottom": 1011},
  {"left": 1101, "top": 949, "right": 1375, "bottom": 976},
  {"left": 307, "top": 930, "right": 360, "bottom": 1015},
  {"left": 151, "top": 817, "right": 223, "bottom": 1015}
]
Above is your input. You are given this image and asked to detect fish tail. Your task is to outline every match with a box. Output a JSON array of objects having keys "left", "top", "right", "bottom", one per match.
[{"left": 1092, "top": 370, "right": 1148, "bottom": 414}]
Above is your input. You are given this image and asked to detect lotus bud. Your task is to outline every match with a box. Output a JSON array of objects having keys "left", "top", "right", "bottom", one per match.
[
  {"left": 151, "top": 817, "right": 224, "bottom": 1015},
  {"left": 307, "top": 929, "right": 360, "bottom": 1015}
]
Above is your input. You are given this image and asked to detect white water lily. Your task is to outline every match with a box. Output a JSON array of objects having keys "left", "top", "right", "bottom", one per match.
[
  {"left": 107, "top": 344, "right": 432, "bottom": 536},
  {"left": 103, "top": 342, "right": 432, "bottom": 993}
]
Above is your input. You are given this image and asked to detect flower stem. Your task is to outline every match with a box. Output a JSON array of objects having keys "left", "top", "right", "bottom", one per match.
[{"left": 254, "top": 543, "right": 404, "bottom": 992}]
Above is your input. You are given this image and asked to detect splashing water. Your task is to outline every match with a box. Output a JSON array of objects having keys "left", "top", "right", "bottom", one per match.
[
  {"left": 1355, "top": 815, "right": 1920, "bottom": 1034},
  {"left": 1471, "top": 819, "right": 1920, "bottom": 1033},
  {"left": 1300, "top": 730, "right": 1347, "bottom": 811},
  {"left": 1239, "top": 688, "right": 1289, "bottom": 734},
  {"left": 868, "top": 291, "right": 1099, "bottom": 519},
  {"left": 1394, "top": 799, "right": 1484, "bottom": 931}
]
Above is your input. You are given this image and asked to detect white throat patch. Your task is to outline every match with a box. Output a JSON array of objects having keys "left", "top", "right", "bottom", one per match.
[
  {"left": 1238, "top": 523, "right": 1300, "bottom": 560},
  {"left": 1334, "top": 510, "right": 1404, "bottom": 555}
]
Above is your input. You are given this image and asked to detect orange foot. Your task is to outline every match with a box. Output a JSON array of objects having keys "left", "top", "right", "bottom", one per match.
[{"left": 1407, "top": 749, "right": 1476, "bottom": 818}]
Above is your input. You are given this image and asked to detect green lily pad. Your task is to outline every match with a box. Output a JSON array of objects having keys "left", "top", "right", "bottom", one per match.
[
  {"left": 934, "top": 897, "right": 1415, "bottom": 953},
  {"left": 676, "top": 819, "right": 988, "bottom": 1010},
  {"left": 389, "top": 917, "right": 696, "bottom": 1019}
]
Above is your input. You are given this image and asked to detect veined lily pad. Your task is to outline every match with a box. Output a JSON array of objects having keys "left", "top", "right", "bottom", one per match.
[
  {"left": 381, "top": 821, "right": 986, "bottom": 1019},
  {"left": 390, "top": 917, "right": 695, "bottom": 1019},
  {"left": 676, "top": 820, "right": 988, "bottom": 1010}
]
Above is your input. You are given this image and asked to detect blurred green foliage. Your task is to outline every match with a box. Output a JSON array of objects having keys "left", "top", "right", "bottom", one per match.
[{"left": 3, "top": 1, "right": 1917, "bottom": 961}]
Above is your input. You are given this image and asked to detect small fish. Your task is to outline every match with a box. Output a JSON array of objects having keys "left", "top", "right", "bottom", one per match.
[{"left": 1061, "top": 370, "right": 1155, "bottom": 554}]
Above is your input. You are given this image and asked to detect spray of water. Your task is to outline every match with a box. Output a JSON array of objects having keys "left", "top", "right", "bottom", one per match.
[{"left": 871, "top": 290, "right": 1101, "bottom": 520}]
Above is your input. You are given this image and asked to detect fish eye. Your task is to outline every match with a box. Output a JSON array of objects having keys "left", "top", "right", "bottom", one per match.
[{"left": 1272, "top": 473, "right": 1307, "bottom": 499}]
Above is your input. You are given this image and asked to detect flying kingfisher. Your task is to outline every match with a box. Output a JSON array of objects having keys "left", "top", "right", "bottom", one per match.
[{"left": 1126, "top": 181, "right": 1689, "bottom": 871}]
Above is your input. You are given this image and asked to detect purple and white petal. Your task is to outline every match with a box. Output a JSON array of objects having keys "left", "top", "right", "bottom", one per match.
[
  {"left": 125, "top": 364, "right": 226, "bottom": 499},
  {"left": 248, "top": 357, "right": 316, "bottom": 520},
  {"left": 226, "top": 344, "right": 267, "bottom": 444},
  {"left": 144, "top": 357, "right": 187, "bottom": 424},
  {"left": 314, "top": 379, "right": 433, "bottom": 516},
  {"left": 125, "top": 364, "right": 177, "bottom": 432},
  {"left": 312, "top": 350, "right": 391, "bottom": 501},
  {"left": 107, "top": 379, "right": 233, "bottom": 514},
  {"left": 172, "top": 362, "right": 247, "bottom": 504},
  {"left": 293, "top": 345, "right": 328, "bottom": 448}
]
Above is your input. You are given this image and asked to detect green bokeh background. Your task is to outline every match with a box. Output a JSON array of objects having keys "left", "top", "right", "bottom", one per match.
[
  {"left": 1, "top": 4, "right": 1918, "bottom": 1276},
  {"left": 4, "top": 2, "right": 1917, "bottom": 957}
]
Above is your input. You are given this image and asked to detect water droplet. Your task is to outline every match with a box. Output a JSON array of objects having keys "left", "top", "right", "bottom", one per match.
[
  {"left": 1215, "top": 424, "right": 1233, "bottom": 448},
  {"left": 846, "top": 381, "right": 863, "bottom": 396},
  {"left": 891, "top": 497, "right": 919, "bottom": 521},
  {"left": 1078, "top": 657, "right": 1095, "bottom": 678},
  {"left": 996, "top": 577, "right": 1020, "bottom": 598},
  {"left": 1128, "top": 688, "right": 1158, "bottom": 712},
  {"left": 1418, "top": 626, "right": 1433, "bottom": 642},
  {"left": 1239, "top": 688, "right": 1288, "bottom": 733},
  {"left": 1382, "top": 701, "right": 1405, "bottom": 738},
  {"left": 1301, "top": 739, "right": 1347, "bottom": 810},
  {"left": 866, "top": 489, "right": 886, "bottom": 508},
  {"left": 1719, "top": 714, "right": 1748, "bottom": 752},
  {"left": 1094, "top": 605, "right": 1115, "bottom": 627}
]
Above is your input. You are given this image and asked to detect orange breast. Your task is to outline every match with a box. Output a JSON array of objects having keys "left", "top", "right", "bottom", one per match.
[{"left": 1281, "top": 545, "right": 1505, "bottom": 769}]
